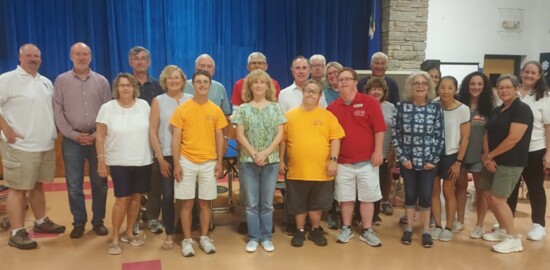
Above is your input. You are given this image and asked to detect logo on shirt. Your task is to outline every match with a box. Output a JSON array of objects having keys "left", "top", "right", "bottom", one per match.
[
  {"left": 313, "top": 120, "right": 324, "bottom": 126},
  {"left": 205, "top": 114, "right": 216, "bottom": 121},
  {"left": 354, "top": 110, "right": 365, "bottom": 117}
]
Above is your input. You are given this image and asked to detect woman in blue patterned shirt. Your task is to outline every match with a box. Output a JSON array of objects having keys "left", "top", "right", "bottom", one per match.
[{"left": 392, "top": 71, "right": 444, "bottom": 248}]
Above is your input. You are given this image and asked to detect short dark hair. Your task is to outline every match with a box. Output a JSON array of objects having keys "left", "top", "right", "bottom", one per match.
[{"left": 192, "top": 69, "right": 212, "bottom": 83}]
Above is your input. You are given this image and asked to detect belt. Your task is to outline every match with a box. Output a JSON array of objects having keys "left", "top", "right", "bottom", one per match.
[{"left": 75, "top": 128, "right": 96, "bottom": 134}]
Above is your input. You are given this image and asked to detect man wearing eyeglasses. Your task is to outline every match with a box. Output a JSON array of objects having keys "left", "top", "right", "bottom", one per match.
[
  {"left": 310, "top": 54, "right": 328, "bottom": 89},
  {"left": 357, "top": 52, "right": 400, "bottom": 105},
  {"left": 327, "top": 67, "right": 386, "bottom": 248},
  {"left": 231, "top": 52, "right": 281, "bottom": 107},
  {"left": 280, "top": 79, "right": 345, "bottom": 247}
]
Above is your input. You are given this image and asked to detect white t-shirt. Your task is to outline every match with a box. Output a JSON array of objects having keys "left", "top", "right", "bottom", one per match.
[
  {"left": 96, "top": 99, "right": 153, "bottom": 166},
  {"left": 443, "top": 103, "right": 470, "bottom": 155},
  {"left": 278, "top": 82, "right": 328, "bottom": 113},
  {"left": 0, "top": 66, "right": 57, "bottom": 151},
  {"left": 520, "top": 92, "right": 550, "bottom": 152}
]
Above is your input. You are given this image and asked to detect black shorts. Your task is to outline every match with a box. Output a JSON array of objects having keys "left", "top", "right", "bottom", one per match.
[
  {"left": 438, "top": 153, "right": 458, "bottom": 180},
  {"left": 110, "top": 164, "right": 152, "bottom": 197},
  {"left": 286, "top": 180, "right": 334, "bottom": 215}
]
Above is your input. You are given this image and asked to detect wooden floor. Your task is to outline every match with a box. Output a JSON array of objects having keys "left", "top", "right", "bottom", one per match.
[{"left": 1, "top": 178, "right": 549, "bottom": 270}]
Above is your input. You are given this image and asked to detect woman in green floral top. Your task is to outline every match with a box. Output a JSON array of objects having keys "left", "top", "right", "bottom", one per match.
[{"left": 231, "top": 69, "right": 286, "bottom": 253}]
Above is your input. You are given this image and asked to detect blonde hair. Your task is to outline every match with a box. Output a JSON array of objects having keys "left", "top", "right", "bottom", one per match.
[
  {"left": 242, "top": 70, "right": 276, "bottom": 103},
  {"left": 159, "top": 65, "right": 186, "bottom": 92},
  {"left": 112, "top": 73, "right": 140, "bottom": 99}
]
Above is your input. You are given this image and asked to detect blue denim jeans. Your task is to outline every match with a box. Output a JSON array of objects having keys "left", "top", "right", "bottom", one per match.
[
  {"left": 399, "top": 164, "right": 438, "bottom": 209},
  {"left": 161, "top": 156, "right": 176, "bottom": 235},
  {"left": 239, "top": 162, "right": 279, "bottom": 241},
  {"left": 62, "top": 136, "right": 108, "bottom": 226}
]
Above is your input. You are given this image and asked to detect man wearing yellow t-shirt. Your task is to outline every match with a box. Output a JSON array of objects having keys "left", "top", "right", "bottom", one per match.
[
  {"left": 170, "top": 70, "right": 228, "bottom": 257},
  {"left": 279, "top": 80, "right": 345, "bottom": 247}
]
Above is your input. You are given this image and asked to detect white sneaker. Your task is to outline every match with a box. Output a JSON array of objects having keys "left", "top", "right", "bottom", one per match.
[
  {"left": 527, "top": 223, "right": 546, "bottom": 241},
  {"left": 439, "top": 229, "right": 453, "bottom": 242},
  {"left": 452, "top": 221, "right": 464, "bottom": 232},
  {"left": 181, "top": 238, "right": 195, "bottom": 257},
  {"left": 245, "top": 240, "right": 258, "bottom": 253},
  {"left": 469, "top": 225, "right": 485, "bottom": 239},
  {"left": 431, "top": 227, "right": 443, "bottom": 240},
  {"left": 483, "top": 229, "right": 507, "bottom": 242},
  {"left": 492, "top": 235, "right": 523, "bottom": 254},
  {"left": 200, "top": 236, "right": 216, "bottom": 254},
  {"left": 261, "top": 240, "right": 275, "bottom": 252}
]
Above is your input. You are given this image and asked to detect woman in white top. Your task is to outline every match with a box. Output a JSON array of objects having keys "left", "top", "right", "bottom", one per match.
[
  {"left": 431, "top": 76, "right": 470, "bottom": 242},
  {"left": 507, "top": 61, "right": 550, "bottom": 241},
  {"left": 149, "top": 65, "right": 192, "bottom": 250},
  {"left": 365, "top": 77, "right": 396, "bottom": 222},
  {"left": 96, "top": 73, "right": 153, "bottom": 255}
]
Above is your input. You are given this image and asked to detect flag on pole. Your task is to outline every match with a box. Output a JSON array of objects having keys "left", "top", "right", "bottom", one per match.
[{"left": 367, "top": 0, "right": 381, "bottom": 69}]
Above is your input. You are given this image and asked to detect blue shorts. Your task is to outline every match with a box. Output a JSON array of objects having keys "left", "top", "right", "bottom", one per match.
[
  {"left": 437, "top": 153, "right": 458, "bottom": 180},
  {"left": 461, "top": 161, "right": 483, "bottom": 173},
  {"left": 110, "top": 165, "right": 152, "bottom": 197}
]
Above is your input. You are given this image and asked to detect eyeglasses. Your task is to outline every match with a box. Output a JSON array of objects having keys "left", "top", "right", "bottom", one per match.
[
  {"left": 497, "top": 85, "right": 515, "bottom": 91},
  {"left": 303, "top": 89, "right": 321, "bottom": 95},
  {"left": 337, "top": 77, "right": 355, "bottom": 83},
  {"left": 249, "top": 61, "right": 266, "bottom": 65},
  {"left": 118, "top": 84, "right": 134, "bottom": 89},
  {"left": 311, "top": 64, "right": 324, "bottom": 68},
  {"left": 412, "top": 81, "right": 429, "bottom": 87},
  {"left": 327, "top": 71, "right": 339, "bottom": 77},
  {"left": 194, "top": 80, "right": 210, "bottom": 85},
  {"left": 132, "top": 57, "right": 148, "bottom": 62}
]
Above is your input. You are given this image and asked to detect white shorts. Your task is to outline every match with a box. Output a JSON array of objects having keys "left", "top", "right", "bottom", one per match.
[
  {"left": 335, "top": 162, "right": 382, "bottom": 203},
  {"left": 174, "top": 156, "right": 217, "bottom": 200}
]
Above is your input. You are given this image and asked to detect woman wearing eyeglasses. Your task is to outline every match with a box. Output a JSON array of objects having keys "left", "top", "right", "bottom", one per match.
[
  {"left": 479, "top": 75, "right": 533, "bottom": 254},
  {"left": 96, "top": 73, "right": 153, "bottom": 255},
  {"left": 392, "top": 71, "right": 444, "bottom": 248}
]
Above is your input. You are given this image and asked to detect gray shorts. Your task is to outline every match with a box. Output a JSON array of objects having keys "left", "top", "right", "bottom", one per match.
[
  {"left": 478, "top": 166, "right": 523, "bottom": 198},
  {"left": 461, "top": 161, "right": 483, "bottom": 173}
]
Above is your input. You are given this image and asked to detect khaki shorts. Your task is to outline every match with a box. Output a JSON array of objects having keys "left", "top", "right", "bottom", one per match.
[
  {"left": 174, "top": 156, "right": 217, "bottom": 200},
  {"left": 1, "top": 141, "right": 55, "bottom": 190},
  {"left": 479, "top": 165, "right": 523, "bottom": 198}
]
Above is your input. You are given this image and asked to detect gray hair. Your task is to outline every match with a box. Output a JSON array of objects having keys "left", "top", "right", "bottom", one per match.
[
  {"left": 19, "top": 43, "right": 40, "bottom": 55},
  {"left": 195, "top": 54, "right": 216, "bottom": 68},
  {"left": 496, "top": 74, "right": 520, "bottom": 88},
  {"left": 247, "top": 52, "right": 267, "bottom": 64},
  {"left": 402, "top": 71, "right": 436, "bottom": 102},
  {"left": 310, "top": 54, "right": 326, "bottom": 65},
  {"left": 371, "top": 52, "right": 388, "bottom": 64},
  {"left": 128, "top": 46, "right": 150, "bottom": 58}
]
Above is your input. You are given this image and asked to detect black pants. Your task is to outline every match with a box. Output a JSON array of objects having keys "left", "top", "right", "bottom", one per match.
[
  {"left": 373, "top": 160, "right": 390, "bottom": 218},
  {"left": 507, "top": 149, "right": 547, "bottom": 226}
]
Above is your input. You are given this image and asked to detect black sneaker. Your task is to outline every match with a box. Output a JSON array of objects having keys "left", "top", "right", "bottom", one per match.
[
  {"left": 33, "top": 217, "right": 66, "bottom": 234},
  {"left": 308, "top": 228, "right": 327, "bottom": 246},
  {"left": 9, "top": 230, "right": 37, "bottom": 250},
  {"left": 291, "top": 230, "right": 306, "bottom": 247},
  {"left": 422, "top": 233, "right": 433, "bottom": 248},
  {"left": 70, "top": 226, "right": 85, "bottom": 239},
  {"left": 401, "top": 230, "right": 412, "bottom": 245}
]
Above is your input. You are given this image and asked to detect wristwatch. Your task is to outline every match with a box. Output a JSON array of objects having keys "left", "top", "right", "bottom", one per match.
[{"left": 329, "top": 156, "right": 338, "bottom": 161}]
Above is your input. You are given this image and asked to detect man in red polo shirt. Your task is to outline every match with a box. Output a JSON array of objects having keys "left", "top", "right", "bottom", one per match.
[{"left": 327, "top": 67, "right": 386, "bottom": 247}]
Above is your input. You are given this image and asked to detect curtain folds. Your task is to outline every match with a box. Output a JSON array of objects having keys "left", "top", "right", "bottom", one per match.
[{"left": 0, "top": 0, "right": 373, "bottom": 93}]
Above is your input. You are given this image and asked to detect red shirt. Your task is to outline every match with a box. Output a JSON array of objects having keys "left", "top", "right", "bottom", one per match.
[
  {"left": 231, "top": 78, "right": 281, "bottom": 106},
  {"left": 327, "top": 93, "right": 386, "bottom": 163}
]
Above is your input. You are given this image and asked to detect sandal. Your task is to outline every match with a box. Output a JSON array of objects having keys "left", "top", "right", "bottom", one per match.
[
  {"left": 161, "top": 240, "right": 174, "bottom": 250},
  {"left": 121, "top": 235, "right": 145, "bottom": 246},
  {"left": 108, "top": 242, "right": 122, "bottom": 255}
]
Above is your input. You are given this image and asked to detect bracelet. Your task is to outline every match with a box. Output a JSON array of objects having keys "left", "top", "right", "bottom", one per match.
[
  {"left": 97, "top": 154, "right": 104, "bottom": 158},
  {"left": 456, "top": 159, "right": 462, "bottom": 164}
]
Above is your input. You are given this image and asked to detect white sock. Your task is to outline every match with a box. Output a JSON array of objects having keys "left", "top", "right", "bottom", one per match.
[
  {"left": 11, "top": 227, "right": 25, "bottom": 236},
  {"left": 35, "top": 216, "right": 47, "bottom": 225}
]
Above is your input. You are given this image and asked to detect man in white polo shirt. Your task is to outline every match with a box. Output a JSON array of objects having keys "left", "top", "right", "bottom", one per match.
[{"left": 0, "top": 43, "right": 66, "bottom": 250}]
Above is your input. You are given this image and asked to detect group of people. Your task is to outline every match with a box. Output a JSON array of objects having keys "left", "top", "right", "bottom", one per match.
[{"left": 0, "top": 43, "right": 548, "bottom": 257}]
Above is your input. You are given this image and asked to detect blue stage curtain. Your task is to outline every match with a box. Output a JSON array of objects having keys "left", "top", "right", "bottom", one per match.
[{"left": 0, "top": 0, "right": 372, "bottom": 94}]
